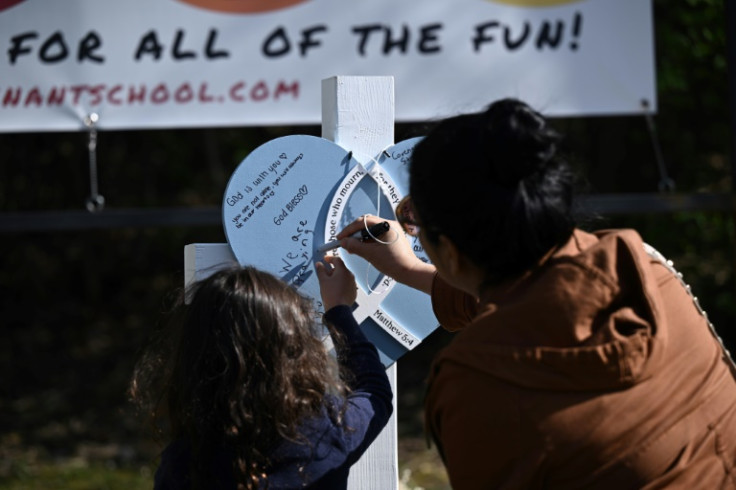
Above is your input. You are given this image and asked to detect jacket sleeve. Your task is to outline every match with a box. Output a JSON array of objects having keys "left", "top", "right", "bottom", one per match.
[
  {"left": 322, "top": 305, "right": 393, "bottom": 464},
  {"left": 431, "top": 274, "right": 480, "bottom": 332}
]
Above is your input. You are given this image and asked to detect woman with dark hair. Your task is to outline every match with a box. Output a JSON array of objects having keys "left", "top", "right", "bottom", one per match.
[
  {"left": 130, "top": 257, "right": 392, "bottom": 489},
  {"left": 338, "top": 98, "right": 736, "bottom": 488}
]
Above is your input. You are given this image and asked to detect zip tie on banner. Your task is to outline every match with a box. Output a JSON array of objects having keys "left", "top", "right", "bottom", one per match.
[
  {"left": 84, "top": 113, "right": 105, "bottom": 213},
  {"left": 641, "top": 99, "right": 675, "bottom": 193}
]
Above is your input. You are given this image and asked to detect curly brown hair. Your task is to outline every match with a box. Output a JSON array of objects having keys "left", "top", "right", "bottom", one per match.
[{"left": 130, "top": 266, "right": 349, "bottom": 489}]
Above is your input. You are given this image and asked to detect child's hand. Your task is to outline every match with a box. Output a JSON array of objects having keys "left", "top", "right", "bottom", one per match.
[{"left": 315, "top": 255, "right": 357, "bottom": 311}]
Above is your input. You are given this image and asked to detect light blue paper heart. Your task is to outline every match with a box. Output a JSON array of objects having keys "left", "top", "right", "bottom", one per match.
[{"left": 223, "top": 135, "right": 438, "bottom": 366}]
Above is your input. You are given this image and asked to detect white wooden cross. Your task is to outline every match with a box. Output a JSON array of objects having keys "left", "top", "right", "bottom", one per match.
[{"left": 184, "top": 76, "right": 399, "bottom": 489}]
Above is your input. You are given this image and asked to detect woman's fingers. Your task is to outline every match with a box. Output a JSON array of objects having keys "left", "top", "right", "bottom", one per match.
[{"left": 336, "top": 214, "right": 386, "bottom": 239}]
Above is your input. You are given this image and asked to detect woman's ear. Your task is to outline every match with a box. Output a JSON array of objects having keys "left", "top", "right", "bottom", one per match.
[
  {"left": 437, "top": 234, "right": 462, "bottom": 277},
  {"left": 436, "top": 234, "right": 485, "bottom": 297}
]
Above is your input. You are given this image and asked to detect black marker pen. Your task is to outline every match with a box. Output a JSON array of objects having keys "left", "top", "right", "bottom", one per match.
[{"left": 318, "top": 221, "right": 390, "bottom": 253}]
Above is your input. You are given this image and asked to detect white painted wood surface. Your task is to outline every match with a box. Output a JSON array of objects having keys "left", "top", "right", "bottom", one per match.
[
  {"left": 184, "top": 76, "right": 399, "bottom": 489},
  {"left": 321, "top": 76, "right": 395, "bottom": 163},
  {"left": 321, "top": 75, "right": 399, "bottom": 490}
]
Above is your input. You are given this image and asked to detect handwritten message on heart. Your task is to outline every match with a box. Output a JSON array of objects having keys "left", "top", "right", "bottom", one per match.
[{"left": 222, "top": 135, "right": 438, "bottom": 366}]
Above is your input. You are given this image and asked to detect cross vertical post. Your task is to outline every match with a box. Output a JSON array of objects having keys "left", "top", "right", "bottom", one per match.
[{"left": 321, "top": 75, "right": 398, "bottom": 489}]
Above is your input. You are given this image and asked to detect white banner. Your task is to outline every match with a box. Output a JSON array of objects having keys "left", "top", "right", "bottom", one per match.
[{"left": 0, "top": 0, "right": 655, "bottom": 132}]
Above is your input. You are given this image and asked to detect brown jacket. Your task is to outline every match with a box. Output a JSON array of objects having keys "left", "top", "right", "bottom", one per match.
[{"left": 426, "top": 229, "right": 736, "bottom": 489}]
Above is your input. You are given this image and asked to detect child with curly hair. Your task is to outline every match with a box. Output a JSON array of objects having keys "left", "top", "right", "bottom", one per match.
[{"left": 130, "top": 256, "right": 391, "bottom": 489}]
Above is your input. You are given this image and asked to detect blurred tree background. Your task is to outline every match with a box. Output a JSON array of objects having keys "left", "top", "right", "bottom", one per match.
[{"left": 0, "top": 0, "right": 733, "bottom": 488}]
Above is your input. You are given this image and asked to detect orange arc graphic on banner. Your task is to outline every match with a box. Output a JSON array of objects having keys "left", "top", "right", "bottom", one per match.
[
  {"left": 0, "top": 0, "right": 27, "bottom": 12},
  {"left": 486, "top": 0, "right": 584, "bottom": 6},
  {"left": 176, "top": 0, "right": 309, "bottom": 14}
]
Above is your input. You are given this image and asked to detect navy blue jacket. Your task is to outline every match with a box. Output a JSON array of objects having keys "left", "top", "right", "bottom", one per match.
[{"left": 154, "top": 305, "right": 393, "bottom": 489}]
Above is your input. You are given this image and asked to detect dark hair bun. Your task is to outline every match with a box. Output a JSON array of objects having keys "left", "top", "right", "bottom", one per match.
[
  {"left": 409, "top": 97, "right": 576, "bottom": 282},
  {"left": 480, "top": 98, "right": 561, "bottom": 187}
]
